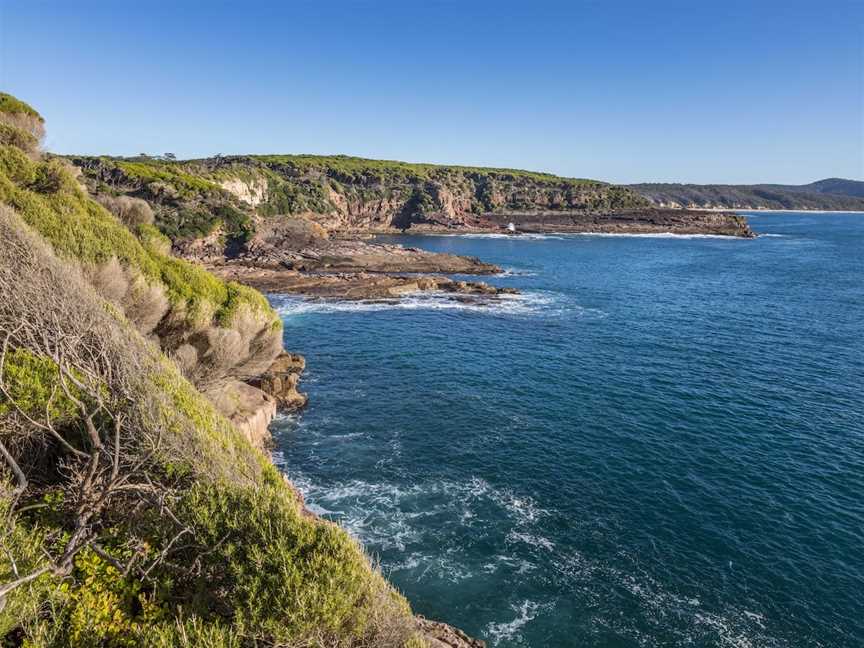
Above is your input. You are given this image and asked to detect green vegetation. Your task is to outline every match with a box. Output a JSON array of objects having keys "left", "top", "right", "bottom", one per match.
[
  {"left": 0, "top": 145, "right": 274, "bottom": 329},
  {"left": 71, "top": 157, "right": 254, "bottom": 242},
  {"left": 0, "top": 348, "right": 80, "bottom": 420},
  {"left": 113, "top": 159, "right": 223, "bottom": 197},
  {"left": 630, "top": 180, "right": 864, "bottom": 211},
  {"left": 0, "top": 122, "right": 38, "bottom": 152},
  {"left": 1, "top": 94, "right": 424, "bottom": 648},
  {"left": 252, "top": 153, "right": 592, "bottom": 184},
  {"left": 0, "top": 92, "right": 43, "bottom": 121},
  {"left": 68, "top": 151, "right": 648, "bottom": 245}
]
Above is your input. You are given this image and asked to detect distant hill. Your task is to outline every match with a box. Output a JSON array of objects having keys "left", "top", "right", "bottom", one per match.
[{"left": 630, "top": 178, "right": 864, "bottom": 211}]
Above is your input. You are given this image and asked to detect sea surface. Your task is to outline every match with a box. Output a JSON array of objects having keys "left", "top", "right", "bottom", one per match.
[{"left": 270, "top": 212, "right": 864, "bottom": 647}]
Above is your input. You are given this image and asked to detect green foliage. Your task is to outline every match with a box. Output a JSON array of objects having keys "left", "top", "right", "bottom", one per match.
[
  {"left": 114, "top": 160, "right": 223, "bottom": 198},
  {"left": 137, "top": 223, "right": 172, "bottom": 256},
  {"left": 631, "top": 180, "right": 864, "bottom": 211},
  {"left": 0, "top": 348, "right": 79, "bottom": 420},
  {"left": 146, "top": 359, "right": 267, "bottom": 483},
  {"left": 0, "top": 145, "right": 277, "bottom": 330},
  {"left": 0, "top": 144, "right": 37, "bottom": 184},
  {"left": 155, "top": 203, "right": 252, "bottom": 242},
  {"left": 134, "top": 617, "right": 243, "bottom": 648},
  {"left": 175, "top": 480, "right": 409, "bottom": 643},
  {"left": 61, "top": 549, "right": 169, "bottom": 648},
  {"left": 0, "top": 92, "right": 43, "bottom": 121},
  {"left": 253, "top": 153, "right": 583, "bottom": 184},
  {"left": 258, "top": 176, "right": 322, "bottom": 216},
  {"left": 0, "top": 501, "right": 60, "bottom": 637},
  {"left": 30, "top": 159, "right": 78, "bottom": 194}
]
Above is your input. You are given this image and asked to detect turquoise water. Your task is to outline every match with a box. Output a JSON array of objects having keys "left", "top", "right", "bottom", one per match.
[{"left": 270, "top": 212, "right": 864, "bottom": 647}]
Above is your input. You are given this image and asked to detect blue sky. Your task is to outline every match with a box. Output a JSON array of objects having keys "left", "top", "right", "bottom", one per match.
[{"left": 1, "top": 0, "right": 862, "bottom": 184}]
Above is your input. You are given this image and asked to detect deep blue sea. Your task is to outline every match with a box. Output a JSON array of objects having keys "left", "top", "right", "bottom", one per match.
[{"left": 270, "top": 212, "right": 864, "bottom": 648}]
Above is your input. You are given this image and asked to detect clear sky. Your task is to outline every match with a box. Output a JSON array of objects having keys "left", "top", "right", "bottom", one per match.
[{"left": 1, "top": 0, "right": 862, "bottom": 184}]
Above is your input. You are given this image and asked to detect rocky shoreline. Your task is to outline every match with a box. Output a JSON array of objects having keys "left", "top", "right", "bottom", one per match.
[{"left": 209, "top": 263, "right": 517, "bottom": 300}]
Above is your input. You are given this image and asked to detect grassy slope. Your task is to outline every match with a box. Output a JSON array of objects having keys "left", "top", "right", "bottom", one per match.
[
  {"left": 0, "top": 95, "right": 420, "bottom": 647},
  {"left": 0, "top": 146, "right": 274, "bottom": 329}
]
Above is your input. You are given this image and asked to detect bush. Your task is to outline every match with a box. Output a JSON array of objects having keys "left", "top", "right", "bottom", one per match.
[
  {"left": 0, "top": 123, "right": 38, "bottom": 156},
  {"left": 96, "top": 194, "right": 155, "bottom": 229},
  {"left": 172, "top": 481, "right": 416, "bottom": 646},
  {"left": 0, "top": 93, "right": 45, "bottom": 144}
]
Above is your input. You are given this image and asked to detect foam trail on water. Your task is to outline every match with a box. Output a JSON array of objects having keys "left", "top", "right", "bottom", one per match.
[
  {"left": 571, "top": 232, "right": 749, "bottom": 239},
  {"left": 485, "top": 601, "right": 552, "bottom": 646},
  {"left": 269, "top": 291, "right": 572, "bottom": 318},
  {"left": 433, "top": 232, "right": 568, "bottom": 241},
  {"left": 430, "top": 231, "right": 749, "bottom": 240}
]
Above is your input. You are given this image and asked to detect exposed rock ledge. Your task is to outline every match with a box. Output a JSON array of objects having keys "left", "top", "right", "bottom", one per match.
[
  {"left": 249, "top": 351, "right": 309, "bottom": 411},
  {"left": 209, "top": 263, "right": 518, "bottom": 301},
  {"left": 417, "top": 618, "right": 486, "bottom": 647},
  {"left": 206, "top": 352, "right": 309, "bottom": 450}
]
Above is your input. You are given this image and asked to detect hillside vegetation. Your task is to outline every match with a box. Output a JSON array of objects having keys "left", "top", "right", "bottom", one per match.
[
  {"left": 69, "top": 153, "right": 650, "bottom": 253},
  {"left": 630, "top": 178, "right": 864, "bottom": 211},
  {"left": 0, "top": 93, "right": 425, "bottom": 647}
]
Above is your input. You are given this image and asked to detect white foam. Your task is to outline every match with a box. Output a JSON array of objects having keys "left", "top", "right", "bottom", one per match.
[
  {"left": 433, "top": 232, "right": 567, "bottom": 240},
  {"left": 506, "top": 530, "right": 555, "bottom": 551},
  {"left": 549, "top": 551, "right": 788, "bottom": 648},
  {"left": 270, "top": 291, "right": 563, "bottom": 318},
  {"left": 494, "top": 267, "right": 538, "bottom": 277},
  {"left": 432, "top": 231, "right": 749, "bottom": 240},
  {"left": 484, "top": 600, "right": 552, "bottom": 645},
  {"left": 571, "top": 231, "right": 748, "bottom": 239}
]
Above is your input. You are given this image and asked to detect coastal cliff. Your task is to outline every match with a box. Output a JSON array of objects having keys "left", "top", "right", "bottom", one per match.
[
  {"left": 69, "top": 154, "right": 753, "bottom": 256},
  {"left": 0, "top": 93, "right": 481, "bottom": 647},
  {"left": 62, "top": 154, "right": 753, "bottom": 301}
]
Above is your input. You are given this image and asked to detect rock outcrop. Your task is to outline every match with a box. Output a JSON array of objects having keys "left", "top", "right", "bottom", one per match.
[
  {"left": 482, "top": 207, "right": 755, "bottom": 237},
  {"left": 241, "top": 219, "right": 500, "bottom": 274},
  {"left": 417, "top": 618, "right": 486, "bottom": 648},
  {"left": 251, "top": 351, "right": 309, "bottom": 412},
  {"left": 210, "top": 264, "right": 518, "bottom": 301},
  {"left": 204, "top": 380, "right": 277, "bottom": 449}
]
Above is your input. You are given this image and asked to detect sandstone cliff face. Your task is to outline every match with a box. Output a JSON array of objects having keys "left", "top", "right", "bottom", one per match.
[{"left": 223, "top": 156, "right": 650, "bottom": 233}]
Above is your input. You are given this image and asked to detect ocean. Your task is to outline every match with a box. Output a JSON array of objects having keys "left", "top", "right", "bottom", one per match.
[{"left": 269, "top": 212, "right": 863, "bottom": 647}]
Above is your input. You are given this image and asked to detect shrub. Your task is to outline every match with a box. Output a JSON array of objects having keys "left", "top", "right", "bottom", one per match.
[
  {"left": 0, "top": 347, "right": 81, "bottom": 421},
  {"left": 123, "top": 274, "right": 170, "bottom": 336},
  {"left": 0, "top": 122, "right": 38, "bottom": 155},
  {"left": 172, "top": 481, "right": 416, "bottom": 646},
  {"left": 0, "top": 93, "right": 45, "bottom": 143},
  {"left": 95, "top": 194, "right": 155, "bottom": 229}
]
